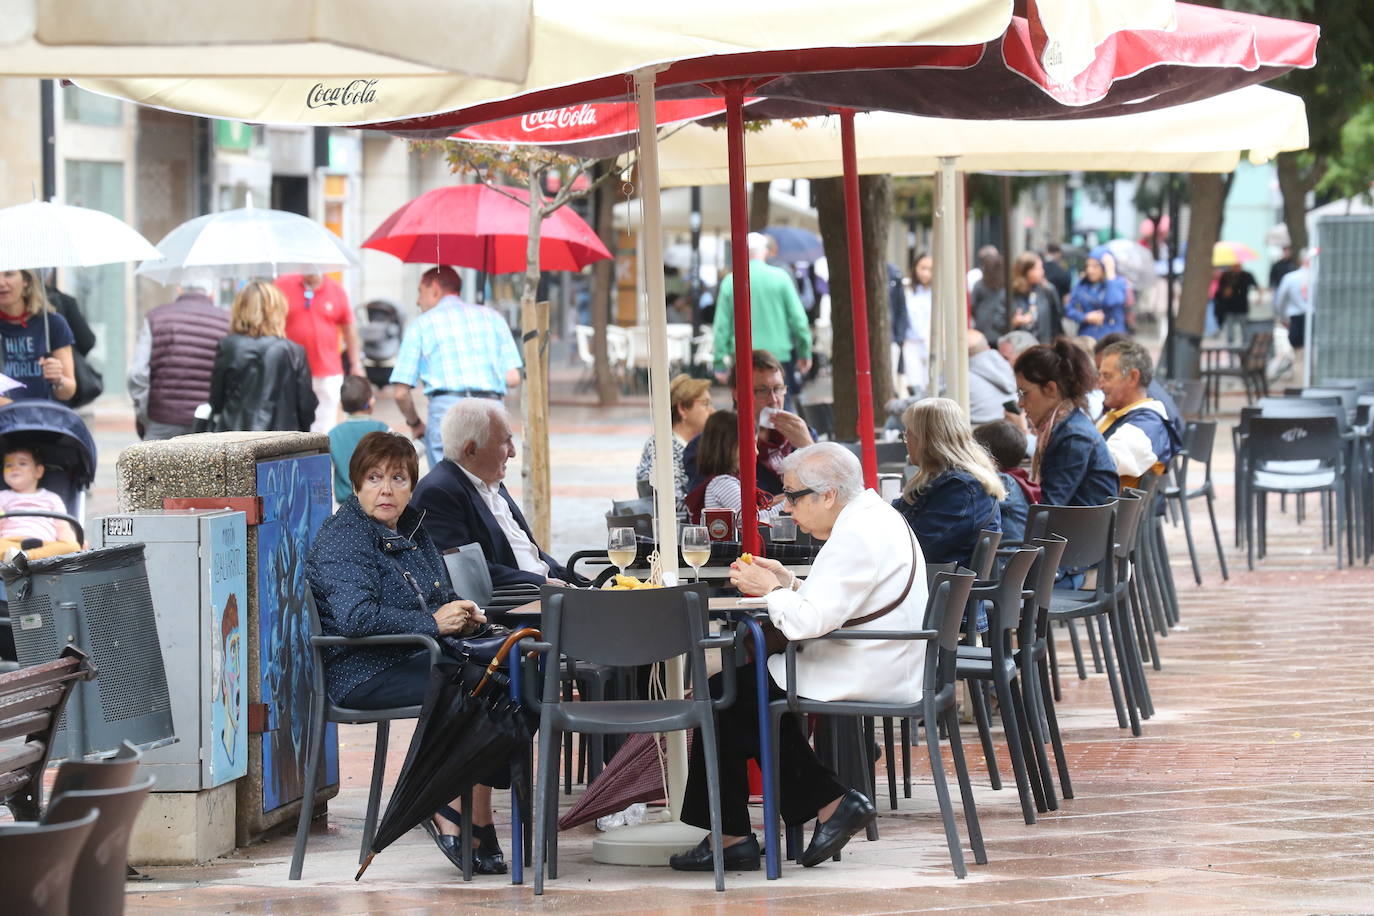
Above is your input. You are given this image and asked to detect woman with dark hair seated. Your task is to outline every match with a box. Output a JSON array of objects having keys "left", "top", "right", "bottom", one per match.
[
  {"left": 683, "top": 410, "right": 785, "bottom": 525},
  {"left": 305, "top": 431, "right": 506, "bottom": 875},
  {"left": 894, "top": 397, "right": 1004, "bottom": 566},
  {"left": 1012, "top": 338, "right": 1118, "bottom": 508}
]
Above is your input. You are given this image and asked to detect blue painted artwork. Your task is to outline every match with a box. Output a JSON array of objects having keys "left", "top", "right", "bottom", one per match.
[
  {"left": 257, "top": 453, "right": 335, "bottom": 814},
  {"left": 209, "top": 513, "right": 248, "bottom": 786}
]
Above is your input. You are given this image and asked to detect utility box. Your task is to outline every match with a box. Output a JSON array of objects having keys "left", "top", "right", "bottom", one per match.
[
  {"left": 93, "top": 509, "right": 248, "bottom": 792},
  {"left": 117, "top": 432, "right": 336, "bottom": 848}
]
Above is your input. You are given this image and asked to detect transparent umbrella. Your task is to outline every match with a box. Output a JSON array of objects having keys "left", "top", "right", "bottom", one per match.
[
  {"left": 136, "top": 200, "right": 357, "bottom": 285},
  {"left": 0, "top": 199, "right": 160, "bottom": 272}
]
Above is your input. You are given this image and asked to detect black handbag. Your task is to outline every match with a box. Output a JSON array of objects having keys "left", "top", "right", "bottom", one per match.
[{"left": 68, "top": 351, "right": 104, "bottom": 409}]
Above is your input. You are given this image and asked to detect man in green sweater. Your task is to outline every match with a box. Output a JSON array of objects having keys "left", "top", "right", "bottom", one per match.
[{"left": 713, "top": 232, "right": 813, "bottom": 397}]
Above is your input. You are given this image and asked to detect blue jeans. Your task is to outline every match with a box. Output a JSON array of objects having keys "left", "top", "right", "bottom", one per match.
[{"left": 423, "top": 394, "right": 463, "bottom": 470}]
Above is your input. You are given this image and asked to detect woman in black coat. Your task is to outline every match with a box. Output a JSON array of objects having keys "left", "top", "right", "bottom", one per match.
[{"left": 209, "top": 280, "right": 316, "bottom": 432}]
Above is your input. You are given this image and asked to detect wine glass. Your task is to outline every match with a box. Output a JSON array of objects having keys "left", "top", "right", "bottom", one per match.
[
  {"left": 608, "top": 527, "right": 637, "bottom": 576},
  {"left": 682, "top": 525, "right": 710, "bottom": 583}
]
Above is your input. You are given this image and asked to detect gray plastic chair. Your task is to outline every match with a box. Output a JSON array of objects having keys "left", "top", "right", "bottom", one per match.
[
  {"left": 1244, "top": 415, "right": 1347, "bottom": 570},
  {"left": 43, "top": 776, "right": 155, "bottom": 916},
  {"left": 0, "top": 808, "right": 99, "bottom": 916},
  {"left": 289, "top": 590, "right": 442, "bottom": 881},
  {"left": 1163, "top": 420, "right": 1229, "bottom": 585},
  {"left": 444, "top": 543, "right": 540, "bottom": 615},
  {"left": 767, "top": 570, "right": 982, "bottom": 878},
  {"left": 610, "top": 497, "right": 654, "bottom": 516},
  {"left": 528, "top": 583, "right": 735, "bottom": 893},
  {"left": 50, "top": 740, "right": 142, "bottom": 797}
]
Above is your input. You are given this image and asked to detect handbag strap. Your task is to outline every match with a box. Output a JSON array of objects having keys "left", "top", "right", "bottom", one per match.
[{"left": 843, "top": 529, "right": 920, "bottom": 628}]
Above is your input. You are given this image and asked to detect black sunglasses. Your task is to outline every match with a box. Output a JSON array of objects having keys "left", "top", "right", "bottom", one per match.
[{"left": 781, "top": 487, "right": 814, "bottom": 503}]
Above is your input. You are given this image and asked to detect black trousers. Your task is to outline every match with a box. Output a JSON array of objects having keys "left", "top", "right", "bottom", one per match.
[{"left": 680, "top": 663, "right": 845, "bottom": 838}]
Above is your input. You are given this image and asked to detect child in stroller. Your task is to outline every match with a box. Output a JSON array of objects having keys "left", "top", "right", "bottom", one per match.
[{"left": 0, "top": 446, "right": 81, "bottom": 560}]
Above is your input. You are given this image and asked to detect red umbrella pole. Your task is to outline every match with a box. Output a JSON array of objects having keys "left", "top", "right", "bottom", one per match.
[
  {"left": 839, "top": 108, "right": 878, "bottom": 490},
  {"left": 722, "top": 82, "right": 759, "bottom": 556}
]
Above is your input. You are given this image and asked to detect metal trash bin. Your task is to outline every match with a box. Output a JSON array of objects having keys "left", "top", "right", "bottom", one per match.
[{"left": 2, "top": 544, "right": 175, "bottom": 761}]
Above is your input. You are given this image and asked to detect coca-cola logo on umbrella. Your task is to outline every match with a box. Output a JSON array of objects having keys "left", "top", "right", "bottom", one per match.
[
  {"left": 519, "top": 104, "right": 598, "bottom": 134},
  {"left": 306, "top": 79, "right": 379, "bottom": 109}
]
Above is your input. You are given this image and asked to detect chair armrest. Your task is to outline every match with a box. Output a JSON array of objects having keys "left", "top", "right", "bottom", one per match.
[
  {"left": 704, "top": 627, "right": 743, "bottom": 710},
  {"left": 311, "top": 632, "right": 442, "bottom": 666},
  {"left": 517, "top": 637, "right": 553, "bottom": 710},
  {"left": 782, "top": 629, "right": 936, "bottom": 710}
]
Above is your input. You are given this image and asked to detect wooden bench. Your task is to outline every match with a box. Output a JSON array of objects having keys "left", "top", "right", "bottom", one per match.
[{"left": 0, "top": 646, "right": 97, "bottom": 820}]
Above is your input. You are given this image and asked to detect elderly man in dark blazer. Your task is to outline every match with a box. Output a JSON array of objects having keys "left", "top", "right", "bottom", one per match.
[{"left": 411, "top": 398, "right": 581, "bottom": 589}]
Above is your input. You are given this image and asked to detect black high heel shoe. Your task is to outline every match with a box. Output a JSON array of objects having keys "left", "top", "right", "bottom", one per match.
[{"left": 472, "top": 823, "right": 507, "bottom": 875}]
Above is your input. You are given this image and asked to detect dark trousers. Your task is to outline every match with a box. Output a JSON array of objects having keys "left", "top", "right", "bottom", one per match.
[{"left": 680, "top": 663, "right": 845, "bottom": 838}]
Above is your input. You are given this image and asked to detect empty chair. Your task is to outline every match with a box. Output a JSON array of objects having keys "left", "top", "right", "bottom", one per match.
[
  {"left": 444, "top": 542, "right": 539, "bottom": 617},
  {"left": 1164, "top": 378, "right": 1205, "bottom": 421},
  {"left": 43, "top": 776, "right": 155, "bottom": 916},
  {"left": 1244, "top": 415, "right": 1347, "bottom": 570},
  {"left": 611, "top": 497, "right": 654, "bottom": 517},
  {"left": 1163, "top": 421, "right": 1229, "bottom": 584},
  {"left": 0, "top": 808, "right": 99, "bottom": 916}
]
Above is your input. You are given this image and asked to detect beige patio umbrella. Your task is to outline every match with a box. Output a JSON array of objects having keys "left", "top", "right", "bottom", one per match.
[{"left": 0, "top": 0, "right": 530, "bottom": 78}]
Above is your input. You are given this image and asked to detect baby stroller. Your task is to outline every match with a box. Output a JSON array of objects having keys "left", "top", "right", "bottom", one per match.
[
  {"left": 357, "top": 299, "right": 405, "bottom": 388},
  {"left": 0, "top": 401, "right": 96, "bottom": 666}
]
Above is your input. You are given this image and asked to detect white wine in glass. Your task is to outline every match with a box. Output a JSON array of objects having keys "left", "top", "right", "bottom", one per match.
[
  {"left": 608, "top": 526, "right": 637, "bottom": 574},
  {"left": 682, "top": 526, "right": 710, "bottom": 581}
]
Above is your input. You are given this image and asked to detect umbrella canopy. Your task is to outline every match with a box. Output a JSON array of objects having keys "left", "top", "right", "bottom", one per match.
[
  {"left": 1104, "top": 239, "right": 1162, "bottom": 296},
  {"left": 0, "top": 200, "right": 160, "bottom": 272},
  {"left": 1213, "top": 240, "right": 1260, "bottom": 267},
  {"left": 558, "top": 729, "right": 693, "bottom": 831},
  {"left": 761, "top": 226, "right": 824, "bottom": 264},
  {"left": 362, "top": 184, "right": 612, "bottom": 274},
  {"left": 135, "top": 202, "right": 357, "bottom": 284},
  {"left": 0, "top": 0, "right": 528, "bottom": 78},
  {"left": 639, "top": 84, "right": 1309, "bottom": 186}
]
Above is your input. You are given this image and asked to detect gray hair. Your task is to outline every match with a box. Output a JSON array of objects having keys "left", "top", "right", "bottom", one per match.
[
  {"left": 746, "top": 231, "right": 771, "bottom": 259},
  {"left": 1102, "top": 339, "right": 1153, "bottom": 389},
  {"left": 441, "top": 398, "right": 508, "bottom": 463},
  {"left": 999, "top": 330, "right": 1038, "bottom": 360},
  {"left": 780, "top": 442, "right": 864, "bottom": 504}
]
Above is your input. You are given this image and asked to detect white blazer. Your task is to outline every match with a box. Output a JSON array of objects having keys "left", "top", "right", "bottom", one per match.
[{"left": 764, "top": 489, "right": 929, "bottom": 704}]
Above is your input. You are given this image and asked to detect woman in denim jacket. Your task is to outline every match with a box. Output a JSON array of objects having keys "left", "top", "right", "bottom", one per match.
[{"left": 1012, "top": 339, "right": 1118, "bottom": 509}]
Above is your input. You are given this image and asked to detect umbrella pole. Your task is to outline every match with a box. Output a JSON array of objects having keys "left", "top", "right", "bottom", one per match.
[
  {"left": 723, "top": 82, "right": 759, "bottom": 556},
  {"left": 838, "top": 108, "right": 878, "bottom": 490},
  {"left": 934, "top": 158, "right": 966, "bottom": 414}
]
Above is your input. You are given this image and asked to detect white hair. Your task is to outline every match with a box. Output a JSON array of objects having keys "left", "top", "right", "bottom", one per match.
[
  {"left": 441, "top": 399, "right": 508, "bottom": 463},
  {"left": 746, "top": 232, "right": 771, "bottom": 259},
  {"left": 780, "top": 442, "right": 864, "bottom": 504}
]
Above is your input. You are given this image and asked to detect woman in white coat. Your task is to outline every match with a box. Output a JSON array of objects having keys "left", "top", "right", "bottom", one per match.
[{"left": 670, "top": 442, "right": 928, "bottom": 873}]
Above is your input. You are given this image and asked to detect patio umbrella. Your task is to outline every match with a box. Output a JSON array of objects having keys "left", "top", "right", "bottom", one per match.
[
  {"left": 355, "top": 649, "right": 533, "bottom": 881},
  {"left": 761, "top": 226, "right": 824, "bottom": 264},
  {"left": 135, "top": 200, "right": 358, "bottom": 284},
  {"left": 0, "top": 200, "right": 161, "bottom": 272},
  {"left": 361, "top": 184, "right": 611, "bottom": 274}
]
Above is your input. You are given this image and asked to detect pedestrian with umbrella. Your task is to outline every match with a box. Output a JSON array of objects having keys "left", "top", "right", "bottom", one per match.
[
  {"left": 0, "top": 270, "right": 76, "bottom": 404},
  {"left": 306, "top": 431, "right": 512, "bottom": 876}
]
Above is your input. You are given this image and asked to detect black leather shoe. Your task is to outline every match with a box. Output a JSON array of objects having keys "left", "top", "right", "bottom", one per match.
[
  {"left": 668, "top": 834, "right": 761, "bottom": 872},
  {"left": 473, "top": 823, "right": 507, "bottom": 876},
  {"left": 798, "top": 789, "right": 876, "bottom": 867},
  {"left": 420, "top": 817, "right": 466, "bottom": 871}
]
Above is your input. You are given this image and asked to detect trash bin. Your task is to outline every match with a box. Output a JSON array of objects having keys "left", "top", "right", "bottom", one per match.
[{"left": 2, "top": 544, "right": 175, "bottom": 762}]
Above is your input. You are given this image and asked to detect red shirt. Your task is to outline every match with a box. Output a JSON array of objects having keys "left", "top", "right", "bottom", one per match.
[{"left": 276, "top": 274, "right": 353, "bottom": 377}]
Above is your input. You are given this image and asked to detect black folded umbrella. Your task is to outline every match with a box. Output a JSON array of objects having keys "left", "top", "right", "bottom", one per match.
[{"left": 355, "top": 631, "right": 536, "bottom": 880}]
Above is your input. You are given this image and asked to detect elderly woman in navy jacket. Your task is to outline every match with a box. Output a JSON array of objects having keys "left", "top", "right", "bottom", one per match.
[
  {"left": 1013, "top": 339, "right": 1118, "bottom": 509},
  {"left": 306, "top": 431, "right": 506, "bottom": 876},
  {"left": 894, "top": 397, "right": 1004, "bottom": 566}
]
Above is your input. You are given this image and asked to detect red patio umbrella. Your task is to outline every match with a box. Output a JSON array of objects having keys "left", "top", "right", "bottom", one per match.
[{"left": 361, "top": 184, "right": 611, "bottom": 273}]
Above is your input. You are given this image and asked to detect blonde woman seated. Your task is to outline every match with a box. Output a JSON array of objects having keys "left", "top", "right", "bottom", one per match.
[
  {"left": 683, "top": 411, "right": 784, "bottom": 526},
  {"left": 895, "top": 397, "right": 1006, "bottom": 567}
]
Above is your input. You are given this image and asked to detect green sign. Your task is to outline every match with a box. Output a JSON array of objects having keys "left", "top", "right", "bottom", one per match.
[{"left": 215, "top": 120, "right": 253, "bottom": 151}]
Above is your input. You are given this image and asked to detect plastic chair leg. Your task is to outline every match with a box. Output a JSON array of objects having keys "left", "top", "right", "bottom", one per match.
[
  {"left": 882, "top": 717, "right": 898, "bottom": 810},
  {"left": 1083, "top": 617, "right": 1105, "bottom": 674},
  {"left": 900, "top": 718, "right": 912, "bottom": 799},
  {"left": 1020, "top": 660, "right": 1058, "bottom": 810},
  {"left": 696, "top": 720, "right": 727, "bottom": 892},
  {"left": 288, "top": 698, "right": 326, "bottom": 881},
  {"left": 966, "top": 682, "right": 1001, "bottom": 791},
  {"left": 533, "top": 724, "right": 558, "bottom": 895},
  {"left": 992, "top": 673, "right": 1039, "bottom": 823},
  {"left": 925, "top": 707, "right": 968, "bottom": 878},
  {"left": 360, "top": 721, "right": 389, "bottom": 865},
  {"left": 1177, "top": 492, "right": 1203, "bottom": 585},
  {"left": 1065, "top": 619, "right": 1088, "bottom": 680},
  {"left": 1204, "top": 490, "right": 1229, "bottom": 580},
  {"left": 943, "top": 706, "right": 986, "bottom": 865}
]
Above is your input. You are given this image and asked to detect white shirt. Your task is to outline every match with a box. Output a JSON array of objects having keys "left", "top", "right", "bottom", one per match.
[
  {"left": 764, "top": 489, "right": 929, "bottom": 704},
  {"left": 457, "top": 464, "right": 549, "bottom": 578}
]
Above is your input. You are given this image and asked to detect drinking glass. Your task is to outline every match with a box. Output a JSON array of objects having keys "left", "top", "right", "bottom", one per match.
[
  {"left": 771, "top": 516, "right": 797, "bottom": 543},
  {"left": 608, "top": 527, "right": 637, "bottom": 575},
  {"left": 682, "top": 525, "right": 710, "bottom": 582}
]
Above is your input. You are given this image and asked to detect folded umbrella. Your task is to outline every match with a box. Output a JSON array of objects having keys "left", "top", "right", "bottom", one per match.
[{"left": 558, "top": 729, "right": 694, "bottom": 831}]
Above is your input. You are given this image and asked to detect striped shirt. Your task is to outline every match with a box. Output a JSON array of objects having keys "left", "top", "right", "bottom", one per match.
[
  {"left": 0, "top": 487, "right": 67, "bottom": 542},
  {"left": 389, "top": 295, "right": 522, "bottom": 395}
]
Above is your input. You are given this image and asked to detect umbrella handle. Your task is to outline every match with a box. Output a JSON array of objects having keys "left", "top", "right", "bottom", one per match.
[
  {"left": 355, "top": 851, "right": 376, "bottom": 881},
  {"left": 471, "top": 627, "right": 541, "bottom": 697}
]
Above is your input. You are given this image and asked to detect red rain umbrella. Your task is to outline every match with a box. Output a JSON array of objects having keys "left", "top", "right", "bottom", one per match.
[
  {"left": 557, "top": 730, "right": 693, "bottom": 831},
  {"left": 361, "top": 184, "right": 611, "bottom": 274}
]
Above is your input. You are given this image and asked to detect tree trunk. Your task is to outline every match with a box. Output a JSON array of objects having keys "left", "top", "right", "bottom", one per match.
[
  {"left": 590, "top": 176, "right": 618, "bottom": 405},
  {"left": 749, "top": 180, "right": 771, "bottom": 232},
  {"left": 813, "top": 174, "right": 894, "bottom": 440},
  {"left": 1174, "top": 173, "right": 1227, "bottom": 377},
  {"left": 1276, "top": 151, "right": 1311, "bottom": 254}
]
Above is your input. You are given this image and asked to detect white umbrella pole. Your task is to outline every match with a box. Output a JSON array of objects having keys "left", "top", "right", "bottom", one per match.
[
  {"left": 591, "top": 65, "right": 700, "bottom": 866},
  {"left": 935, "top": 157, "right": 962, "bottom": 409}
]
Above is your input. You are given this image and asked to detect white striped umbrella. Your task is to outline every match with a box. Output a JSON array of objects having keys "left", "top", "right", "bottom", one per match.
[{"left": 0, "top": 199, "right": 160, "bottom": 272}]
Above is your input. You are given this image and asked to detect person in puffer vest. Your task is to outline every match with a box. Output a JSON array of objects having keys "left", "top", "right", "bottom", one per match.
[{"left": 127, "top": 281, "right": 229, "bottom": 440}]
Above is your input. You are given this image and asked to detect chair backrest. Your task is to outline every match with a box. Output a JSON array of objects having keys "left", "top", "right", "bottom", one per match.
[
  {"left": 924, "top": 561, "right": 958, "bottom": 588},
  {"left": 1183, "top": 420, "right": 1217, "bottom": 468},
  {"left": 1245, "top": 416, "right": 1344, "bottom": 468},
  {"left": 43, "top": 776, "right": 155, "bottom": 916},
  {"left": 874, "top": 440, "right": 909, "bottom": 467},
  {"left": 926, "top": 570, "right": 976, "bottom": 697},
  {"left": 1027, "top": 535, "right": 1068, "bottom": 611},
  {"left": 1300, "top": 387, "right": 1359, "bottom": 416},
  {"left": 51, "top": 741, "right": 141, "bottom": 797},
  {"left": 605, "top": 511, "right": 654, "bottom": 540},
  {"left": 443, "top": 543, "right": 496, "bottom": 608},
  {"left": 0, "top": 647, "right": 94, "bottom": 820},
  {"left": 1023, "top": 501, "right": 1117, "bottom": 576},
  {"left": 798, "top": 402, "right": 835, "bottom": 440},
  {"left": 539, "top": 583, "right": 713, "bottom": 700},
  {"left": 611, "top": 497, "right": 654, "bottom": 517},
  {"left": 574, "top": 325, "right": 595, "bottom": 366},
  {"left": 968, "top": 547, "right": 1039, "bottom": 650},
  {"left": 0, "top": 808, "right": 99, "bottom": 916},
  {"left": 1242, "top": 329, "right": 1273, "bottom": 369},
  {"left": 1166, "top": 378, "right": 1205, "bottom": 420},
  {"left": 969, "top": 529, "right": 1002, "bottom": 580},
  {"left": 1112, "top": 489, "right": 1147, "bottom": 559},
  {"left": 303, "top": 589, "right": 330, "bottom": 709}
]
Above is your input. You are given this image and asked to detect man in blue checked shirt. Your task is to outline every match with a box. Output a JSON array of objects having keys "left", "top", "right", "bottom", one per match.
[{"left": 391, "top": 266, "right": 523, "bottom": 468}]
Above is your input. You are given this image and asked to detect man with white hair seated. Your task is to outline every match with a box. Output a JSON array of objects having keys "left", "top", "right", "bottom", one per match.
[
  {"left": 670, "top": 442, "right": 927, "bottom": 873},
  {"left": 711, "top": 231, "right": 814, "bottom": 399},
  {"left": 411, "top": 398, "right": 581, "bottom": 588}
]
